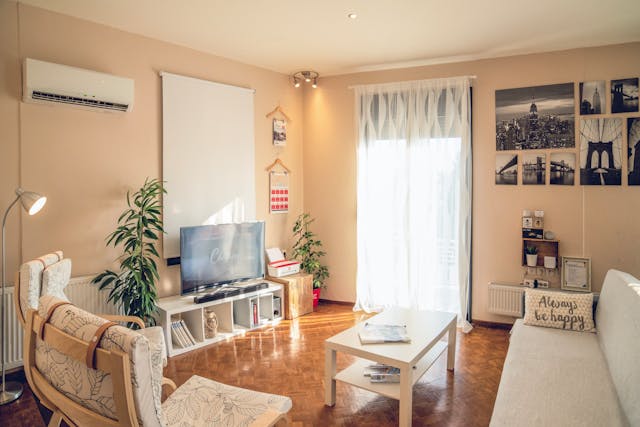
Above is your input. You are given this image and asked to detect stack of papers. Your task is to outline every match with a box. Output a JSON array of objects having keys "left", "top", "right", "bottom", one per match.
[
  {"left": 358, "top": 323, "right": 411, "bottom": 345},
  {"left": 363, "top": 363, "right": 401, "bottom": 383}
]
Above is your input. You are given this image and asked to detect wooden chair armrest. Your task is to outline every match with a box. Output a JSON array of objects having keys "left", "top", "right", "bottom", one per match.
[
  {"left": 99, "top": 315, "right": 145, "bottom": 329},
  {"left": 162, "top": 377, "right": 177, "bottom": 392}
]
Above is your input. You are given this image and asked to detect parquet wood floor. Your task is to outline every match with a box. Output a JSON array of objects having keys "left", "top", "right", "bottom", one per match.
[{"left": 0, "top": 302, "right": 509, "bottom": 426}]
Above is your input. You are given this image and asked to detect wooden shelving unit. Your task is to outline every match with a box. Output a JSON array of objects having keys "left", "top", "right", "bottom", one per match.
[
  {"left": 522, "top": 238, "right": 559, "bottom": 267},
  {"left": 157, "top": 281, "right": 283, "bottom": 357}
]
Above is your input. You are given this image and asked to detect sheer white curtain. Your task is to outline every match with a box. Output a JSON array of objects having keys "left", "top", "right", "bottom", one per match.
[{"left": 354, "top": 77, "right": 473, "bottom": 333}]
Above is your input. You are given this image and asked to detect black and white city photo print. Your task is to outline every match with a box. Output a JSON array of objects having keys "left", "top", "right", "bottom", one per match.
[
  {"left": 550, "top": 153, "right": 576, "bottom": 185},
  {"left": 495, "top": 153, "right": 517, "bottom": 185},
  {"left": 496, "top": 83, "right": 574, "bottom": 151},
  {"left": 628, "top": 117, "right": 640, "bottom": 185},
  {"left": 580, "top": 118, "right": 623, "bottom": 185},
  {"left": 579, "top": 81, "right": 605, "bottom": 115},
  {"left": 611, "top": 78, "right": 639, "bottom": 114},
  {"left": 522, "top": 153, "right": 546, "bottom": 185}
]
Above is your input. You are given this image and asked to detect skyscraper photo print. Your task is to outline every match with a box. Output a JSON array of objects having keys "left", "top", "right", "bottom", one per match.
[
  {"left": 496, "top": 83, "right": 575, "bottom": 150},
  {"left": 579, "top": 81, "right": 605, "bottom": 115}
]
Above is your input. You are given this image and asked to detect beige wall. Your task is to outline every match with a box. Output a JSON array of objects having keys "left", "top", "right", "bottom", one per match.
[
  {"left": 3, "top": 3, "right": 639, "bottom": 322},
  {"left": 0, "top": 3, "right": 304, "bottom": 297},
  {"left": 303, "top": 43, "right": 640, "bottom": 322},
  {"left": 0, "top": 1, "right": 21, "bottom": 283}
]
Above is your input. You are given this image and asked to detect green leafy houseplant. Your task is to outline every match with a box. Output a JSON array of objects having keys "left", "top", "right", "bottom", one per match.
[
  {"left": 292, "top": 213, "right": 329, "bottom": 289},
  {"left": 525, "top": 246, "right": 538, "bottom": 255},
  {"left": 92, "top": 178, "right": 166, "bottom": 327}
]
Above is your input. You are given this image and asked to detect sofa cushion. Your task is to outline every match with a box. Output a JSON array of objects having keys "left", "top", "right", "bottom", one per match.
[
  {"left": 596, "top": 269, "right": 640, "bottom": 426},
  {"left": 490, "top": 319, "right": 627, "bottom": 427},
  {"left": 523, "top": 289, "right": 595, "bottom": 332}
]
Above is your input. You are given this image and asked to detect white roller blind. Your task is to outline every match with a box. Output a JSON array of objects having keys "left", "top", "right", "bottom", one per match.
[{"left": 161, "top": 72, "right": 255, "bottom": 258}]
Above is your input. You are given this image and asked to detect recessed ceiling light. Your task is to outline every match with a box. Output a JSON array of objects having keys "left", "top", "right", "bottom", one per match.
[{"left": 347, "top": 13, "right": 357, "bottom": 19}]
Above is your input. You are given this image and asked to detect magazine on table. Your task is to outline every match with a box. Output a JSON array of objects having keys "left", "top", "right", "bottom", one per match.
[
  {"left": 363, "top": 363, "right": 401, "bottom": 383},
  {"left": 358, "top": 323, "right": 411, "bottom": 344}
]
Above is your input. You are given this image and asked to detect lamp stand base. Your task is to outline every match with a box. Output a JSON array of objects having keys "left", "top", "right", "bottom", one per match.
[{"left": 0, "top": 381, "right": 23, "bottom": 405}]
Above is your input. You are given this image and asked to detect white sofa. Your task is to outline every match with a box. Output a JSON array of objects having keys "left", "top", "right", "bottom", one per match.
[{"left": 490, "top": 269, "right": 640, "bottom": 427}]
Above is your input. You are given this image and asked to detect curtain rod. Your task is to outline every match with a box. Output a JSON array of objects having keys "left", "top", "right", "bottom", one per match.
[{"left": 348, "top": 75, "right": 477, "bottom": 90}]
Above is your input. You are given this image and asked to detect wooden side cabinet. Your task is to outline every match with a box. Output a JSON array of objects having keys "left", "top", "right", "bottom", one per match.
[{"left": 266, "top": 273, "right": 313, "bottom": 319}]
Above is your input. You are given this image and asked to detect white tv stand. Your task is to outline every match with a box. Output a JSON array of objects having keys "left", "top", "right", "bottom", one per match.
[{"left": 157, "top": 279, "right": 283, "bottom": 357}]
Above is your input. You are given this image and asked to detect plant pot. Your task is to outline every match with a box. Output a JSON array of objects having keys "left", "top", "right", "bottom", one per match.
[
  {"left": 312, "top": 288, "right": 321, "bottom": 308},
  {"left": 526, "top": 254, "right": 538, "bottom": 267}
]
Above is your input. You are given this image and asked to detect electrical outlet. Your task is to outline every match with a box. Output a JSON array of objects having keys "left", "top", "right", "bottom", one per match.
[{"left": 538, "top": 280, "right": 549, "bottom": 288}]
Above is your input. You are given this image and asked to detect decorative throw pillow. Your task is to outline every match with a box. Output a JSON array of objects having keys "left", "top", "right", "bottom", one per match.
[
  {"left": 523, "top": 289, "right": 595, "bottom": 332},
  {"left": 41, "top": 258, "right": 72, "bottom": 301}
]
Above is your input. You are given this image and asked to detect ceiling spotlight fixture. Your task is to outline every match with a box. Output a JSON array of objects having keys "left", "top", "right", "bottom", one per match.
[
  {"left": 291, "top": 71, "right": 319, "bottom": 89},
  {"left": 347, "top": 12, "right": 357, "bottom": 19}
]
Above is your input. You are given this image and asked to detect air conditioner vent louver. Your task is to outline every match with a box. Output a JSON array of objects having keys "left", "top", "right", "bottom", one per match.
[
  {"left": 23, "top": 58, "right": 134, "bottom": 112},
  {"left": 31, "top": 91, "right": 129, "bottom": 112}
]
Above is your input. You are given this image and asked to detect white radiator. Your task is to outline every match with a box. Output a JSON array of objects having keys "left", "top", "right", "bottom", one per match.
[
  {"left": 66, "top": 275, "right": 121, "bottom": 316},
  {"left": 2, "top": 287, "right": 23, "bottom": 370},
  {"left": 2, "top": 275, "right": 120, "bottom": 369},
  {"left": 488, "top": 283, "right": 525, "bottom": 317}
]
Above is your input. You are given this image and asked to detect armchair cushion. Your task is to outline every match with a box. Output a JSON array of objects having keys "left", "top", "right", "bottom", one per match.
[
  {"left": 138, "top": 326, "right": 168, "bottom": 367},
  {"left": 161, "top": 375, "right": 292, "bottom": 427},
  {"left": 41, "top": 258, "right": 72, "bottom": 301},
  {"left": 36, "top": 295, "right": 165, "bottom": 426},
  {"left": 18, "top": 251, "right": 63, "bottom": 320}
]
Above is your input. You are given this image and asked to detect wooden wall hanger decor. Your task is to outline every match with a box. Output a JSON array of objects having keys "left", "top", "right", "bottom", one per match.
[
  {"left": 266, "top": 105, "right": 292, "bottom": 122},
  {"left": 265, "top": 158, "right": 291, "bottom": 173}
]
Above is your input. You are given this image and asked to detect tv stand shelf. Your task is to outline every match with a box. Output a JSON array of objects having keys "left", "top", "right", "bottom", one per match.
[{"left": 157, "top": 280, "right": 283, "bottom": 357}]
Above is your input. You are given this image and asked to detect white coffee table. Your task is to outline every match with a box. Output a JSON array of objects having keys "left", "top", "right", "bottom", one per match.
[{"left": 324, "top": 307, "right": 457, "bottom": 427}]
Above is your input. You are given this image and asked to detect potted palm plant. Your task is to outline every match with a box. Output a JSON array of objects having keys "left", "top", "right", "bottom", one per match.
[
  {"left": 92, "top": 178, "right": 165, "bottom": 327},
  {"left": 292, "top": 213, "right": 329, "bottom": 308}
]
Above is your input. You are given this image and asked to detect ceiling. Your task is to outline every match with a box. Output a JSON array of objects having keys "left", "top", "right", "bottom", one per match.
[{"left": 18, "top": 0, "right": 640, "bottom": 76}]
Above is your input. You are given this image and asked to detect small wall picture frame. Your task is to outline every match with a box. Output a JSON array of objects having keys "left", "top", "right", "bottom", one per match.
[
  {"left": 561, "top": 256, "right": 591, "bottom": 292},
  {"left": 273, "top": 118, "right": 286, "bottom": 146}
]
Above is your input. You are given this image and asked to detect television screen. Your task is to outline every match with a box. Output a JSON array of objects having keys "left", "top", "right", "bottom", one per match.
[{"left": 180, "top": 222, "right": 265, "bottom": 295}]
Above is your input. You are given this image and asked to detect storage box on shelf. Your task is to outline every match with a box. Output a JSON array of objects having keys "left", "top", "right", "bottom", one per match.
[
  {"left": 157, "top": 281, "right": 283, "bottom": 357},
  {"left": 266, "top": 273, "right": 313, "bottom": 319}
]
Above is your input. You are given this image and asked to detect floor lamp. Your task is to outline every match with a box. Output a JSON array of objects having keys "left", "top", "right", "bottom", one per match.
[{"left": 1, "top": 188, "right": 47, "bottom": 405}]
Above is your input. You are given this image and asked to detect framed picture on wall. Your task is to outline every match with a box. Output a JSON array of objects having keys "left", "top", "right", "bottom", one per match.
[
  {"left": 522, "top": 153, "right": 546, "bottom": 185},
  {"left": 495, "top": 83, "right": 574, "bottom": 150},
  {"left": 561, "top": 257, "right": 591, "bottom": 292},
  {"left": 495, "top": 154, "right": 517, "bottom": 185},
  {"left": 611, "top": 78, "right": 639, "bottom": 114},
  {"left": 579, "top": 118, "right": 622, "bottom": 185},
  {"left": 579, "top": 80, "right": 605, "bottom": 115},
  {"left": 628, "top": 117, "right": 640, "bottom": 185},
  {"left": 273, "top": 118, "right": 286, "bottom": 146},
  {"left": 550, "top": 153, "right": 576, "bottom": 185}
]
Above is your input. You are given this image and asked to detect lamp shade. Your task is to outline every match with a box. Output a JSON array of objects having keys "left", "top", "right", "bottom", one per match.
[{"left": 15, "top": 188, "right": 47, "bottom": 215}]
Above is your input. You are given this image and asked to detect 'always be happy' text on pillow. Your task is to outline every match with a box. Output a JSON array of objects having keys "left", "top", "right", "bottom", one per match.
[{"left": 524, "top": 289, "right": 595, "bottom": 332}]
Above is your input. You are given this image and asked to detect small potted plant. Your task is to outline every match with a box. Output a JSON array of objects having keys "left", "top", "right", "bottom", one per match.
[
  {"left": 292, "top": 213, "right": 329, "bottom": 308},
  {"left": 525, "top": 246, "right": 538, "bottom": 267}
]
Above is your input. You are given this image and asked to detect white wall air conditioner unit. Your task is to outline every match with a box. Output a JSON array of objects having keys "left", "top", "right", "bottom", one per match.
[{"left": 23, "top": 58, "right": 134, "bottom": 112}]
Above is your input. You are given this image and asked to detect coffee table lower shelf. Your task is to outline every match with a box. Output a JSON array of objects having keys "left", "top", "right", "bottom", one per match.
[{"left": 332, "top": 341, "right": 448, "bottom": 400}]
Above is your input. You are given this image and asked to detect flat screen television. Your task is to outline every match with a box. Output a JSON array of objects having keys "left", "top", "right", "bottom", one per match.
[{"left": 180, "top": 221, "right": 265, "bottom": 295}]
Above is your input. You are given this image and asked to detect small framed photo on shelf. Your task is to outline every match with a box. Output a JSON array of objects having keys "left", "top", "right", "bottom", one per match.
[{"left": 561, "top": 257, "right": 591, "bottom": 292}]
